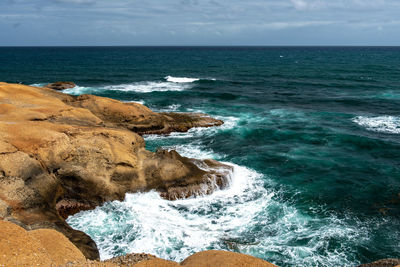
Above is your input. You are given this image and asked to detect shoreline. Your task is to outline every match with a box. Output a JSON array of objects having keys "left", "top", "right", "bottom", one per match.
[
  {"left": 0, "top": 82, "right": 231, "bottom": 259},
  {"left": 0, "top": 82, "right": 398, "bottom": 267}
]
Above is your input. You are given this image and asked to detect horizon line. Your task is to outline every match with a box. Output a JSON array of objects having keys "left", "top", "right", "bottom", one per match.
[{"left": 1, "top": 45, "right": 400, "bottom": 48}]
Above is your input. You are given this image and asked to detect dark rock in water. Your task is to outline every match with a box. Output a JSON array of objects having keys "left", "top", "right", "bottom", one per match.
[
  {"left": 44, "top": 81, "right": 76, "bottom": 90},
  {"left": 358, "top": 258, "right": 400, "bottom": 267}
]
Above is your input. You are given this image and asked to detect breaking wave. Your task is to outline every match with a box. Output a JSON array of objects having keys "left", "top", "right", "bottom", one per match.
[
  {"left": 165, "top": 76, "right": 200, "bottom": 83},
  {"left": 67, "top": 142, "right": 368, "bottom": 267},
  {"left": 353, "top": 115, "right": 400, "bottom": 134}
]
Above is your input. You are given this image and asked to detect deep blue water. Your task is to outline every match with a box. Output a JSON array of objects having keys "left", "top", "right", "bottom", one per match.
[{"left": 1, "top": 47, "right": 399, "bottom": 266}]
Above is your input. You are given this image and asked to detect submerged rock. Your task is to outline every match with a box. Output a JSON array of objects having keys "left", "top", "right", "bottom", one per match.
[
  {"left": 0, "top": 82, "right": 231, "bottom": 260},
  {"left": 44, "top": 81, "right": 76, "bottom": 90}
]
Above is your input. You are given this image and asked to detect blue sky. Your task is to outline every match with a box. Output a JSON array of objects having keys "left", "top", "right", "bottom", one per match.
[{"left": 1, "top": 0, "right": 399, "bottom": 46}]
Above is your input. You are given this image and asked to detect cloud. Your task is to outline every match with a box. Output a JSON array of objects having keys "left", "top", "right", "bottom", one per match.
[
  {"left": 54, "top": 0, "right": 96, "bottom": 4},
  {"left": 1, "top": 0, "right": 400, "bottom": 45}
]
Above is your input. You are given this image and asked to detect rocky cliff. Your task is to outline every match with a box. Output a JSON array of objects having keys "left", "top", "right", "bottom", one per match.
[{"left": 0, "top": 82, "right": 232, "bottom": 260}]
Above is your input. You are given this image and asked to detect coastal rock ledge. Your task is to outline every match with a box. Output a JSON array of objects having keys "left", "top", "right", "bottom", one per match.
[
  {"left": 0, "top": 220, "right": 277, "bottom": 267},
  {"left": 0, "top": 82, "right": 231, "bottom": 260}
]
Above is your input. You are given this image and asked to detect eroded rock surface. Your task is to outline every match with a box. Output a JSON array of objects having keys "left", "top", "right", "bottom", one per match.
[
  {"left": 0, "top": 220, "right": 86, "bottom": 267},
  {"left": 0, "top": 222, "right": 278, "bottom": 267},
  {"left": 0, "top": 82, "right": 231, "bottom": 260}
]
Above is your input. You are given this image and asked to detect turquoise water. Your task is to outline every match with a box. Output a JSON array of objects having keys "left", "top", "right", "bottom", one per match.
[{"left": 1, "top": 47, "right": 399, "bottom": 266}]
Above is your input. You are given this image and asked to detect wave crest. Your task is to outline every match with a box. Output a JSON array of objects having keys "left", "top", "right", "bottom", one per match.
[
  {"left": 165, "top": 76, "right": 200, "bottom": 83},
  {"left": 353, "top": 115, "right": 400, "bottom": 134}
]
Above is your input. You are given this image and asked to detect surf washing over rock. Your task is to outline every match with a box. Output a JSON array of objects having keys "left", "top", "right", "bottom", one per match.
[{"left": 68, "top": 115, "right": 373, "bottom": 266}]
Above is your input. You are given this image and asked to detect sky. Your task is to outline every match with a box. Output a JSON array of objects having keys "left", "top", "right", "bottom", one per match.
[{"left": 1, "top": 0, "right": 400, "bottom": 46}]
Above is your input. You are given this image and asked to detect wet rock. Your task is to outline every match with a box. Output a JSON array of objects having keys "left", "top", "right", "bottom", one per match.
[
  {"left": 44, "top": 81, "right": 76, "bottom": 90},
  {"left": 358, "top": 258, "right": 400, "bottom": 267}
]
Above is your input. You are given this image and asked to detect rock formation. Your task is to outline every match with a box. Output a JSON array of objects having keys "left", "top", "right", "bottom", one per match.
[
  {"left": 44, "top": 81, "right": 76, "bottom": 90},
  {"left": 0, "top": 220, "right": 277, "bottom": 266},
  {"left": 0, "top": 82, "right": 231, "bottom": 260},
  {"left": 0, "top": 220, "right": 86, "bottom": 266}
]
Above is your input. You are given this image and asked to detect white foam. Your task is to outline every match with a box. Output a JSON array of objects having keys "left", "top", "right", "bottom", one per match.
[
  {"left": 29, "top": 83, "right": 46, "bottom": 87},
  {"left": 165, "top": 76, "right": 200, "bottom": 83},
  {"left": 143, "top": 115, "right": 239, "bottom": 141},
  {"left": 67, "top": 163, "right": 268, "bottom": 261},
  {"left": 104, "top": 81, "right": 190, "bottom": 93},
  {"left": 62, "top": 86, "right": 96, "bottom": 95},
  {"left": 67, "top": 159, "right": 366, "bottom": 266},
  {"left": 352, "top": 115, "right": 400, "bottom": 134},
  {"left": 162, "top": 144, "right": 222, "bottom": 160},
  {"left": 124, "top": 100, "right": 146, "bottom": 105},
  {"left": 155, "top": 104, "right": 182, "bottom": 112}
]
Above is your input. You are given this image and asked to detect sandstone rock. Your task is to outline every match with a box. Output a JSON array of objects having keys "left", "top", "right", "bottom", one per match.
[
  {"left": 181, "top": 250, "right": 277, "bottom": 267},
  {"left": 0, "top": 220, "right": 86, "bottom": 267},
  {"left": 0, "top": 82, "right": 231, "bottom": 260},
  {"left": 0, "top": 221, "right": 278, "bottom": 267},
  {"left": 62, "top": 93, "right": 223, "bottom": 135},
  {"left": 135, "top": 258, "right": 181, "bottom": 267},
  {"left": 44, "top": 81, "right": 76, "bottom": 90}
]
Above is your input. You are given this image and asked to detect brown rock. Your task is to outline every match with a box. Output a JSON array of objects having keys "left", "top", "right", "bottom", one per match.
[
  {"left": 0, "top": 220, "right": 86, "bottom": 267},
  {"left": 0, "top": 82, "right": 231, "bottom": 260},
  {"left": 358, "top": 259, "right": 400, "bottom": 267},
  {"left": 135, "top": 258, "right": 181, "bottom": 267},
  {"left": 181, "top": 250, "right": 277, "bottom": 267},
  {"left": 44, "top": 81, "right": 76, "bottom": 90}
]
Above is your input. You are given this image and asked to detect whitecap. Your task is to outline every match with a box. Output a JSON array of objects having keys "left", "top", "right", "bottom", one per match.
[
  {"left": 104, "top": 81, "right": 190, "bottom": 93},
  {"left": 352, "top": 115, "right": 400, "bottom": 134},
  {"left": 165, "top": 76, "right": 200, "bottom": 83}
]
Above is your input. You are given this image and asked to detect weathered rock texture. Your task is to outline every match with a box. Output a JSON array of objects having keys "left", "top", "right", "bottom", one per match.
[
  {"left": 0, "top": 220, "right": 86, "bottom": 266},
  {"left": 0, "top": 222, "right": 277, "bottom": 267},
  {"left": 0, "top": 82, "right": 230, "bottom": 260}
]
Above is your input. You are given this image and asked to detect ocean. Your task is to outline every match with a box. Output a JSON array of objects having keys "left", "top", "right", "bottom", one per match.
[{"left": 1, "top": 46, "right": 399, "bottom": 266}]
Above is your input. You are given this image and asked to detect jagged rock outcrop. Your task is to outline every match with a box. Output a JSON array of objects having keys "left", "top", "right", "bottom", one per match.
[
  {"left": 44, "top": 81, "right": 76, "bottom": 90},
  {"left": 0, "top": 82, "right": 231, "bottom": 260}
]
